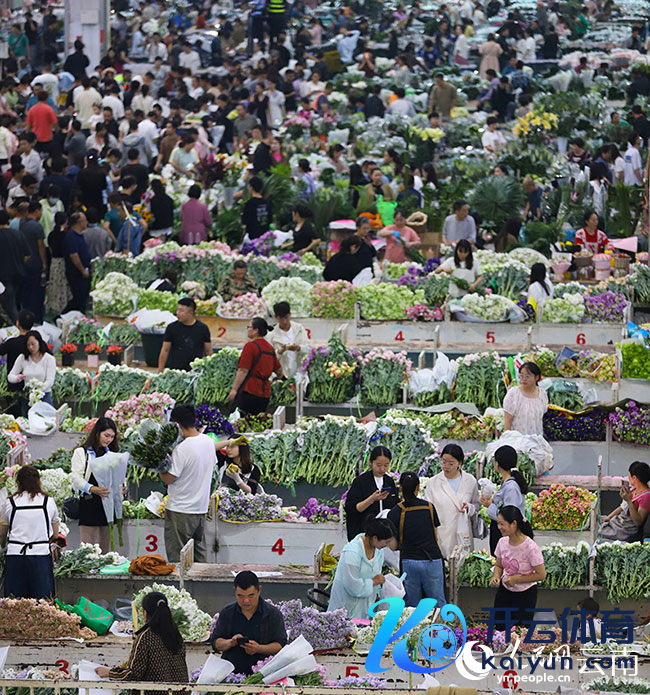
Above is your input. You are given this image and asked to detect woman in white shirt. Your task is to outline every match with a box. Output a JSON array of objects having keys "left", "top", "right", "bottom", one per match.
[
  {"left": 527, "top": 262, "right": 554, "bottom": 310},
  {"left": 8, "top": 331, "right": 56, "bottom": 414},
  {"left": 70, "top": 417, "right": 122, "bottom": 553},
  {"left": 452, "top": 25, "right": 470, "bottom": 65},
  {"left": 435, "top": 239, "right": 483, "bottom": 298},
  {"left": 0, "top": 465, "right": 59, "bottom": 599}
]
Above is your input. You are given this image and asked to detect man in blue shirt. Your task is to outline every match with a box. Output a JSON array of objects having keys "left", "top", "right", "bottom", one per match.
[
  {"left": 25, "top": 84, "right": 56, "bottom": 111},
  {"left": 115, "top": 202, "right": 146, "bottom": 256},
  {"left": 63, "top": 211, "right": 92, "bottom": 312}
]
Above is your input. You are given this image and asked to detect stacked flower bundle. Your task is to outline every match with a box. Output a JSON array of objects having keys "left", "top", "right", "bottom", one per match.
[
  {"left": 608, "top": 400, "right": 650, "bottom": 445},
  {"left": 543, "top": 408, "right": 606, "bottom": 441},
  {"left": 360, "top": 349, "right": 412, "bottom": 406},
  {"left": 105, "top": 392, "right": 175, "bottom": 434},
  {"left": 302, "top": 335, "right": 360, "bottom": 404},
  {"left": 217, "top": 489, "right": 283, "bottom": 522},
  {"left": 584, "top": 291, "right": 627, "bottom": 323},
  {"left": 311, "top": 280, "right": 357, "bottom": 318},
  {"left": 299, "top": 497, "right": 340, "bottom": 523},
  {"left": 0, "top": 599, "right": 95, "bottom": 640},
  {"left": 219, "top": 292, "right": 267, "bottom": 319},
  {"left": 195, "top": 405, "right": 235, "bottom": 437},
  {"left": 531, "top": 484, "right": 596, "bottom": 529}
]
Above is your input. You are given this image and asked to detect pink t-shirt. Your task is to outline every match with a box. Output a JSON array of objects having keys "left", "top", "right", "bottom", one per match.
[
  {"left": 383, "top": 225, "right": 420, "bottom": 263},
  {"left": 495, "top": 536, "right": 544, "bottom": 593},
  {"left": 630, "top": 489, "right": 650, "bottom": 516}
]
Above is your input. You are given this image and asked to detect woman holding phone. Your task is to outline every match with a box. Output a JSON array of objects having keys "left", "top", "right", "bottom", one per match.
[
  {"left": 344, "top": 446, "right": 399, "bottom": 541},
  {"left": 600, "top": 461, "right": 650, "bottom": 541}
]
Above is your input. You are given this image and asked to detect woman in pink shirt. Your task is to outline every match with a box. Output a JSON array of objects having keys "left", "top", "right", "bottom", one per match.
[
  {"left": 378, "top": 209, "right": 420, "bottom": 263},
  {"left": 179, "top": 184, "right": 211, "bottom": 245},
  {"left": 490, "top": 506, "right": 546, "bottom": 629}
]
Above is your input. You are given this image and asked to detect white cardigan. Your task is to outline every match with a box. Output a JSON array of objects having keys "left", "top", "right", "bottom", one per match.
[
  {"left": 8, "top": 353, "right": 56, "bottom": 392},
  {"left": 70, "top": 447, "right": 93, "bottom": 494}
]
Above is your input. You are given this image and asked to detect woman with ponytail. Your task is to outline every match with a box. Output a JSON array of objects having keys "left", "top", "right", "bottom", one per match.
[
  {"left": 480, "top": 445, "right": 527, "bottom": 555},
  {"left": 490, "top": 506, "right": 546, "bottom": 629},
  {"left": 388, "top": 471, "right": 445, "bottom": 607},
  {"left": 95, "top": 591, "right": 188, "bottom": 687}
]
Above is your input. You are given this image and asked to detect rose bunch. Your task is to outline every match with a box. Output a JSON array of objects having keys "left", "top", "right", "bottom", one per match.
[
  {"left": 405, "top": 303, "right": 443, "bottom": 321},
  {"left": 105, "top": 392, "right": 175, "bottom": 434},
  {"left": 219, "top": 292, "right": 267, "bottom": 319},
  {"left": 360, "top": 349, "right": 412, "bottom": 406},
  {"left": 531, "top": 484, "right": 596, "bottom": 529}
]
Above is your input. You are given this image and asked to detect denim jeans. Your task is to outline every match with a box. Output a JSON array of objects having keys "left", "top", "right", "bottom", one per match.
[{"left": 402, "top": 558, "right": 446, "bottom": 608}]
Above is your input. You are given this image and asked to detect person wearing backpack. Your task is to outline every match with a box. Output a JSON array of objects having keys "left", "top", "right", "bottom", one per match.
[
  {"left": 388, "top": 471, "right": 446, "bottom": 608},
  {"left": 0, "top": 465, "right": 60, "bottom": 598}
]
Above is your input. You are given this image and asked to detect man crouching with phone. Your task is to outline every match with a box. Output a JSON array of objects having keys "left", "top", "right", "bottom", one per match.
[{"left": 210, "top": 570, "right": 287, "bottom": 674}]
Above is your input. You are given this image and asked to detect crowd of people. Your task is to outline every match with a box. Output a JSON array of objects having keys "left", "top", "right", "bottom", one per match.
[{"left": 0, "top": 0, "right": 649, "bottom": 685}]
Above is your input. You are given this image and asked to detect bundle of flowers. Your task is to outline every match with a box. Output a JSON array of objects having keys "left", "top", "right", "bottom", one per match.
[
  {"left": 147, "top": 369, "right": 196, "bottom": 404},
  {"left": 94, "top": 363, "right": 150, "bottom": 403},
  {"left": 59, "top": 343, "right": 76, "bottom": 355},
  {"left": 54, "top": 543, "right": 127, "bottom": 578},
  {"left": 249, "top": 430, "right": 301, "bottom": 486},
  {"left": 262, "top": 277, "right": 313, "bottom": 317},
  {"left": 454, "top": 352, "right": 507, "bottom": 412},
  {"left": 30, "top": 448, "right": 71, "bottom": 472},
  {"left": 90, "top": 272, "right": 140, "bottom": 316},
  {"left": 518, "top": 347, "right": 560, "bottom": 377},
  {"left": 595, "top": 542, "right": 650, "bottom": 603},
  {"left": 247, "top": 255, "right": 289, "bottom": 289},
  {"left": 84, "top": 343, "right": 102, "bottom": 356},
  {"left": 123, "top": 499, "right": 158, "bottom": 519},
  {"left": 299, "top": 498, "right": 340, "bottom": 523},
  {"left": 422, "top": 273, "right": 450, "bottom": 308},
  {"left": 137, "top": 288, "right": 179, "bottom": 313},
  {"left": 108, "top": 322, "right": 141, "bottom": 347},
  {"left": 588, "top": 677, "right": 650, "bottom": 694},
  {"left": 358, "top": 283, "right": 425, "bottom": 320},
  {"left": 60, "top": 417, "right": 93, "bottom": 433},
  {"left": 484, "top": 451, "right": 537, "bottom": 488},
  {"left": 608, "top": 400, "right": 650, "bottom": 445},
  {"left": 540, "top": 542, "right": 590, "bottom": 590},
  {"left": 240, "top": 231, "right": 276, "bottom": 257},
  {"left": 311, "top": 281, "right": 357, "bottom": 318},
  {"left": 67, "top": 317, "right": 103, "bottom": 345},
  {"left": 269, "top": 377, "right": 296, "bottom": 406},
  {"left": 360, "top": 349, "right": 412, "bottom": 406},
  {"left": 180, "top": 280, "right": 206, "bottom": 299},
  {"left": 557, "top": 350, "right": 617, "bottom": 382},
  {"left": 195, "top": 297, "right": 221, "bottom": 316},
  {"left": 620, "top": 342, "right": 650, "bottom": 380},
  {"left": 405, "top": 304, "right": 443, "bottom": 321},
  {"left": 302, "top": 335, "right": 360, "bottom": 403},
  {"left": 584, "top": 291, "right": 627, "bottom": 323},
  {"left": 379, "top": 414, "right": 438, "bottom": 474},
  {"left": 195, "top": 405, "right": 235, "bottom": 437},
  {"left": 292, "top": 416, "right": 367, "bottom": 486},
  {"left": 385, "top": 262, "right": 414, "bottom": 280},
  {"left": 218, "top": 292, "right": 267, "bottom": 319},
  {"left": 458, "top": 550, "right": 494, "bottom": 587},
  {"left": 23, "top": 378, "right": 44, "bottom": 407},
  {"left": 0, "top": 599, "right": 95, "bottom": 640},
  {"left": 268, "top": 599, "right": 352, "bottom": 649},
  {"left": 217, "top": 489, "right": 283, "bottom": 522},
  {"left": 192, "top": 349, "right": 240, "bottom": 405},
  {"left": 460, "top": 293, "right": 512, "bottom": 322},
  {"left": 133, "top": 583, "right": 212, "bottom": 642},
  {"left": 235, "top": 412, "right": 273, "bottom": 433},
  {"left": 105, "top": 392, "right": 175, "bottom": 434},
  {"left": 543, "top": 408, "right": 606, "bottom": 441},
  {"left": 531, "top": 484, "right": 596, "bottom": 529},
  {"left": 541, "top": 293, "right": 585, "bottom": 322},
  {"left": 513, "top": 109, "right": 558, "bottom": 143}
]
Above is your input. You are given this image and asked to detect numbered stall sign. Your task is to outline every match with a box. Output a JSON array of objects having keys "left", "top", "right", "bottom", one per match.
[
  {"left": 145, "top": 534, "right": 158, "bottom": 552},
  {"left": 271, "top": 538, "right": 285, "bottom": 556}
]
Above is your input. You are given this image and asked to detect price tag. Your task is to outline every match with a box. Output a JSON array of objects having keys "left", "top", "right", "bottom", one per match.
[
  {"left": 271, "top": 538, "right": 285, "bottom": 556},
  {"left": 145, "top": 535, "right": 158, "bottom": 552},
  {"left": 577, "top": 333, "right": 586, "bottom": 345},
  {"left": 486, "top": 331, "right": 495, "bottom": 343},
  {"left": 394, "top": 331, "right": 404, "bottom": 342},
  {"left": 217, "top": 327, "right": 226, "bottom": 338},
  {"left": 345, "top": 666, "right": 359, "bottom": 678}
]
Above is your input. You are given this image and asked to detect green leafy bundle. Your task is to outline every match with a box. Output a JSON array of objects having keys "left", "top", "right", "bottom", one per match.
[
  {"left": 192, "top": 349, "right": 240, "bottom": 405},
  {"left": 458, "top": 551, "right": 494, "bottom": 587},
  {"left": 130, "top": 423, "right": 179, "bottom": 470}
]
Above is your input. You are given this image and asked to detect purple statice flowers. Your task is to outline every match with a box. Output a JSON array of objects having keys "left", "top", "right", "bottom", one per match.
[
  {"left": 240, "top": 231, "right": 276, "bottom": 257},
  {"left": 299, "top": 497, "right": 340, "bottom": 523},
  {"left": 267, "top": 599, "right": 353, "bottom": 649},
  {"left": 608, "top": 400, "right": 650, "bottom": 446},
  {"left": 195, "top": 405, "right": 235, "bottom": 437},
  {"left": 583, "top": 291, "right": 627, "bottom": 324}
]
